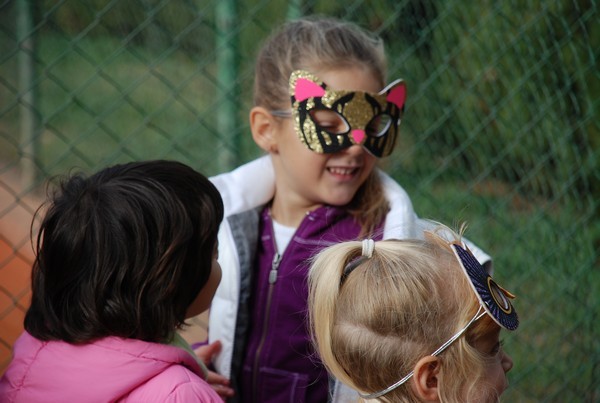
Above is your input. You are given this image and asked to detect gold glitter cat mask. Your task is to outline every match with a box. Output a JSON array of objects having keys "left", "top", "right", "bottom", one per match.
[{"left": 278, "top": 70, "right": 406, "bottom": 158}]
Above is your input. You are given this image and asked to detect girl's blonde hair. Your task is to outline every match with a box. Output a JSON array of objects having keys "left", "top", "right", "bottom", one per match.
[
  {"left": 308, "top": 227, "right": 500, "bottom": 402},
  {"left": 254, "top": 17, "right": 389, "bottom": 235}
]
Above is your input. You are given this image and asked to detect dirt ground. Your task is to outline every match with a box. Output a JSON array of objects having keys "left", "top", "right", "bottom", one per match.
[{"left": 0, "top": 166, "right": 39, "bottom": 375}]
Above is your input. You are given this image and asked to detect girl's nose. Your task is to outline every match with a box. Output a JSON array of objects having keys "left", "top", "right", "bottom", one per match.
[
  {"left": 502, "top": 351, "right": 514, "bottom": 373},
  {"left": 342, "top": 144, "right": 366, "bottom": 156}
]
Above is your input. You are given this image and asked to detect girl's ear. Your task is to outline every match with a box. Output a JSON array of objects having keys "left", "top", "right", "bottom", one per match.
[
  {"left": 412, "top": 356, "right": 441, "bottom": 401},
  {"left": 250, "top": 106, "right": 279, "bottom": 153}
]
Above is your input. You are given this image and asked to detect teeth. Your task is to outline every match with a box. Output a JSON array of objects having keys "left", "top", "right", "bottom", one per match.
[{"left": 329, "top": 167, "right": 354, "bottom": 175}]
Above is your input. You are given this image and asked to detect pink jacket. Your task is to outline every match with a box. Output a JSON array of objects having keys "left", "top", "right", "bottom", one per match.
[{"left": 0, "top": 332, "right": 221, "bottom": 402}]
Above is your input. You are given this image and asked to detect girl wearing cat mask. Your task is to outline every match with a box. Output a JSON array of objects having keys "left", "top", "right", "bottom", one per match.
[{"left": 194, "top": 16, "right": 492, "bottom": 403}]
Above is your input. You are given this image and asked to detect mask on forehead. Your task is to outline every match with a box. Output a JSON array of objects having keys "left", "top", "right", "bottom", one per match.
[{"left": 288, "top": 70, "right": 406, "bottom": 158}]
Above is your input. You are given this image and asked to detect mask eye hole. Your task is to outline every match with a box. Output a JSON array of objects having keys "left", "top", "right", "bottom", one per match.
[
  {"left": 366, "top": 113, "right": 393, "bottom": 137},
  {"left": 309, "top": 109, "right": 350, "bottom": 134}
]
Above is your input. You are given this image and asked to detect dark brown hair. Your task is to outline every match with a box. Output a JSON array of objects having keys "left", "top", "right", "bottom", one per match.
[{"left": 25, "top": 160, "right": 224, "bottom": 343}]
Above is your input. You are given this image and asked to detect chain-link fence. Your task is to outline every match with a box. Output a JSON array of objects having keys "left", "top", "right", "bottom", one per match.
[{"left": 1, "top": 0, "right": 598, "bottom": 401}]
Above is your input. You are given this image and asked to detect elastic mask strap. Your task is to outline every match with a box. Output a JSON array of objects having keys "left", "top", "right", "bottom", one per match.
[{"left": 359, "top": 306, "right": 487, "bottom": 400}]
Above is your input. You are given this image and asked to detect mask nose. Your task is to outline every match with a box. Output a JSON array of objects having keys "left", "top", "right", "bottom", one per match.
[{"left": 351, "top": 129, "right": 365, "bottom": 144}]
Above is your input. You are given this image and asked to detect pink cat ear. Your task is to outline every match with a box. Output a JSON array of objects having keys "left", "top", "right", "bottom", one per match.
[
  {"left": 385, "top": 81, "right": 407, "bottom": 109},
  {"left": 295, "top": 78, "right": 326, "bottom": 102}
]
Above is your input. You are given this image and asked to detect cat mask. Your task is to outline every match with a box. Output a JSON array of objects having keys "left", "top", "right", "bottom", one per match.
[
  {"left": 285, "top": 70, "right": 406, "bottom": 158},
  {"left": 451, "top": 241, "right": 519, "bottom": 330}
]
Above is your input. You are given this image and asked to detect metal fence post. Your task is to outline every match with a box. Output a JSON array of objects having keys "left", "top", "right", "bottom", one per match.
[
  {"left": 16, "top": 0, "right": 39, "bottom": 190},
  {"left": 216, "top": 0, "right": 239, "bottom": 172},
  {"left": 287, "top": 0, "right": 303, "bottom": 20}
]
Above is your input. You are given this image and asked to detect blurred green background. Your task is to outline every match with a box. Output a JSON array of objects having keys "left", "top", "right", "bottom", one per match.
[{"left": 0, "top": 1, "right": 598, "bottom": 401}]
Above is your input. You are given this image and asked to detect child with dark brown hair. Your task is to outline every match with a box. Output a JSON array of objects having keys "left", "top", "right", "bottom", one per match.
[{"left": 0, "top": 160, "right": 224, "bottom": 402}]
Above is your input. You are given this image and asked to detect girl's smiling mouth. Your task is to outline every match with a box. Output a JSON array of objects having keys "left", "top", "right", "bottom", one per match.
[{"left": 327, "top": 166, "right": 359, "bottom": 176}]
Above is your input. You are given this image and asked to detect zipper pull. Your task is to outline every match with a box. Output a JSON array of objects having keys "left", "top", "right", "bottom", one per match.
[{"left": 269, "top": 252, "right": 281, "bottom": 284}]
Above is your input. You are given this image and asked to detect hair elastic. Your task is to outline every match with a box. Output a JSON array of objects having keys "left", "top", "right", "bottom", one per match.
[{"left": 362, "top": 239, "right": 375, "bottom": 258}]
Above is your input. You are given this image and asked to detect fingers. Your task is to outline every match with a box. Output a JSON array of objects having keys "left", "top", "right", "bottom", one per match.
[
  {"left": 206, "top": 369, "right": 229, "bottom": 385},
  {"left": 206, "top": 370, "right": 235, "bottom": 399},
  {"left": 194, "top": 340, "right": 222, "bottom": 365},
  {"left": 193, "top": 340, "right": 234, "bottom": 399}
]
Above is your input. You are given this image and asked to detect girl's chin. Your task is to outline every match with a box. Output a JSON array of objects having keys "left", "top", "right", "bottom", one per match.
[{"left": 323, "top": 196, "right": 355, "bottom": 207}]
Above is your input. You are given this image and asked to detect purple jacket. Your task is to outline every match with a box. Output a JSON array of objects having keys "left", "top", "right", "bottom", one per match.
[
  {"left": 239, "top": 206, "right": 380, "bottom": 402},
  {"left": 0, "top": 332, "right": 221, "bottom": 402}
]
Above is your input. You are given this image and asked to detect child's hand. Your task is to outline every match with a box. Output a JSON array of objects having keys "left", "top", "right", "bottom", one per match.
[{"left": 194, "top": 340, "right": 235, "bottom": 400}]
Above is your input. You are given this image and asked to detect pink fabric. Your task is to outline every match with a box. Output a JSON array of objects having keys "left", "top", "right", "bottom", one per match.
[
  {"left": 294, "top": 78, "right": 326, "bottom": 102},
  {"left": 0, "top": 332, "right": 221, "bottom": 402}
]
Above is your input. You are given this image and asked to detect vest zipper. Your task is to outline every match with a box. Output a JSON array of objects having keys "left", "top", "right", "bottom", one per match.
[
  {"left": 252, "top": 213, "right": 283, "bottom": 401},
  {"left": 269, "top": 252, "right": 282, "bottom": 284}
]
